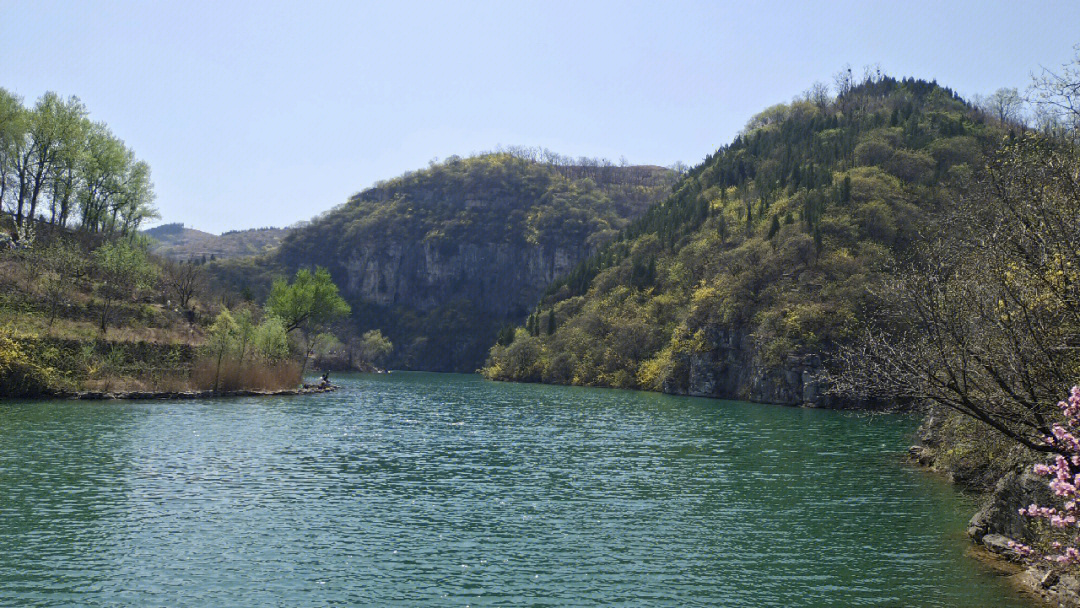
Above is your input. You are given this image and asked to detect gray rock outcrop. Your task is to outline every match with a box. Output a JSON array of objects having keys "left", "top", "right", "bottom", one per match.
[
  {"left": 967, "top": 468, "right": 1057, "bottom": 544},
  {"left": 661, "top": 326, "right": 864, "bottom": 408}
]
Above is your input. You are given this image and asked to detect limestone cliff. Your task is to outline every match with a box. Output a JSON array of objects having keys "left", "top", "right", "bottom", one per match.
[
  {"left": 340, "top": 240, "right": 581, "bottom": 316},
  {"left": 659, "top": 326, "right": 854, "bottom": 407}
]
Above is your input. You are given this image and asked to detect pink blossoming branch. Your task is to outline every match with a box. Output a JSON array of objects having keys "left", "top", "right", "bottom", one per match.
[{"left": 1009, "top": 386, "right": 1080, "bottom": 565}]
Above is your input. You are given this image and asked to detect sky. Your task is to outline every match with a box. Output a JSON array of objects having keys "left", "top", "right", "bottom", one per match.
[{"left": 2, "top": 1, "right": 1079, "bottom": 233}]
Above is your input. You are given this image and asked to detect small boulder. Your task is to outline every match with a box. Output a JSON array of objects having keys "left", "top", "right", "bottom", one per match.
[{"left": 981, "top": 533, "right": 1024, "bottom": 561}]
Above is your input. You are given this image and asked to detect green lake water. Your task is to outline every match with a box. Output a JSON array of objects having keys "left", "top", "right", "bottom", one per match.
[{"left": 0, "top": 372, "right": 1031, "bottom": 606}]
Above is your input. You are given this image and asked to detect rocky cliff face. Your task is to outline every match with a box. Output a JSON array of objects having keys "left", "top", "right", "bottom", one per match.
[
  {"left": 332, "top": 240, "right": 591, "bottom": 371},
  {"left": 341, "top": 240, "right": 582, "bottom": 317},
  {"left": 661, "top": 326, "right": 857, "bottom": 408}
]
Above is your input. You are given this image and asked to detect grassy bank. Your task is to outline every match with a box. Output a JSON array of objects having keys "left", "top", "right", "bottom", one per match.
[{"left": 0, "top": 219, "right": 308, "bottom": 397}]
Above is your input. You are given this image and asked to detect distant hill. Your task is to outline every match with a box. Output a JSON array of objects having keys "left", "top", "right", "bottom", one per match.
[
  {"left": 144, "top": 223, "right": 289, "bottom": 261},
  {"left": 209, "top": 152, "right": 678, "bottom": 371}
]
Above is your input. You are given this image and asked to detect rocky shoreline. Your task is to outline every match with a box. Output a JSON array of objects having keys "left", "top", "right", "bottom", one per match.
[
  {"left": 48, "top": 383, "right": 338, "bottom": 401},
  {"left": 909, "top": 443, "right": 1080, "bottom": 607}
]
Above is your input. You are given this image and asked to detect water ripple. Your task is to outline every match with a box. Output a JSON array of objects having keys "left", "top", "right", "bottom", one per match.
[{"left": 0, "top": 372, "right": 1028, "bottom": 607}]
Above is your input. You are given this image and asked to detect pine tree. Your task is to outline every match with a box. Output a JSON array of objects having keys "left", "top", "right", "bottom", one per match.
[
  {"left": 768, "top": 214, "right": 781, "bottom": 239},
  {"left": 547, "top": 309, "right": 556, "bottom": 335}
]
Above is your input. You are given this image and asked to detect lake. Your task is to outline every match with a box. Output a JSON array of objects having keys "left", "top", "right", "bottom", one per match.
[{"left": 0, "top": 372, "right": 1030, "bottom": 606}]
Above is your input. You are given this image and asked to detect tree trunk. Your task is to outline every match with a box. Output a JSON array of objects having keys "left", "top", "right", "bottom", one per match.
[
  {"left": 214, "top": 348, "right": 224, "bottom": 392},
  {"left": 99, "top": 296, "right": 111, "bottom": 334}
]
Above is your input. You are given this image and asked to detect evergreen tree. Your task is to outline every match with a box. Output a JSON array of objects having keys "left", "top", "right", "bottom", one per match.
[
  {"left": 768, "top": 214, "right": 781, "bottom": 239},
  {"left": 496, "top": 324, "right": 515, "bottom": 346}
]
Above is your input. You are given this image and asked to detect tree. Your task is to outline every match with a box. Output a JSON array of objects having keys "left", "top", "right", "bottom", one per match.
[
  {"left": 0, "top": 89, "right": 26, "bottom": 219},
  {"left": 205, "top": 308, "right": 238, "bottom": 392},
  {"left": 162, "top": 260, "right": 202, "bottom": 309},
  {"left": 835, "top": 135, "right": 1080, "bottom": 452},
  {"left": 265, "top": 267, "right": 351, "bottom": 376},
  {"left": 78, "top": 122, "right": 130, "bottom": 232},
  {"left": 805, "top": 81, "right": 832, "bottom": 108},
  {"left": 41, "top": 239, "right": 86, "bottom": 329},
  {"left": 833, "top": 65, "right": 854, "bottom": 108},
  {"left": 0, "top": 91, "right": 155, "bottom": 233},
  {"left": 253, "top": 315, "right": 290, "bottom": 362},
  {"left": 978, "top": 87, "right": 1024, "bottom": 125},
  {"left": 1031, "top": 44, "right": 1080, "bottom": 138},
  {"left": 768, "top": 214, "right": 781, "bottom": 239},
  {"left": 1009, "top": 386, "right": 1080, "bottom": 566},
  {"left": 358, "top": 329, "right": 393, "bottom": 367},
  {"left": 47, "top": 114, "right": 87, "bottom": 227},
  {"left": 496, "top": 324, "right": 516, "bottom": 346},
  {"left": 93, "top": 240, "right": 155, "bottom": 332},
  {"left": 12, "top": 93, "right": 87, "bottom": 227},
  {"left": 547, "top": 309, "right": 556, "bottom": 335},
  {"left": 111, "top": 158, "right": 157, "bottom": 235},
  {"left": 233, "top": 308, "right": 256, "bottom": 366}
]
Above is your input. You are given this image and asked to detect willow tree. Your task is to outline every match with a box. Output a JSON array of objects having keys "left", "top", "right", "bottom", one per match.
[{"left": 265, "top": 267, "right": 351, "bottom": 377}]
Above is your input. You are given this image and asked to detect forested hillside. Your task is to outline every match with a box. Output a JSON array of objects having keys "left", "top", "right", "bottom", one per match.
[
  {"left": 211, "top": 152, "right": 677, "bottom": 371},
  {"left": 483, "top": 76, "right": 1003, "bottom": 405}
]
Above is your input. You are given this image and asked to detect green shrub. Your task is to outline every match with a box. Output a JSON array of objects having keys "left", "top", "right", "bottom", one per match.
[{"left": 0, "top": 328, "right": 55, "bottom": 397}]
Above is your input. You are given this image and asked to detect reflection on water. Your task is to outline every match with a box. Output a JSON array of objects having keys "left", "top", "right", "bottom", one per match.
[{"left": 0, "top": 372, "right": 1029, "bottom": 606}]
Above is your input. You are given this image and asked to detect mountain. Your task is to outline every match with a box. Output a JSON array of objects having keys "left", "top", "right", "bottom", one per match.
[
  {"left": 144, "top": 223, "right": 289, "bottom": 261},
  {"left": 483, "top": 77, "right": 1001, "bottom": 406},
  {"left": 213, "top": 152, "right": 677, "bottom": 371}
]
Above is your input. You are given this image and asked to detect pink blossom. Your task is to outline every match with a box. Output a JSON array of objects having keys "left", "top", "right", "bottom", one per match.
[
  {"left": 1013, "top": 386, "right": 1080, "bottom": 565},
  {"left": 1008, "top": 540, "right": 1036, "bottom": 557}
]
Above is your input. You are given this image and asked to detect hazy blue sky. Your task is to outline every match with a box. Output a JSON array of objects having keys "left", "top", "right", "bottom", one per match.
[{"left": 3, "top": 1, "right": 1079, "bottom": 232}]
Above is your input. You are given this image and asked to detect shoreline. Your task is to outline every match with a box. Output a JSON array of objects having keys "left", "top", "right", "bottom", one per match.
[
  {"left": 45, "top": 383, "right": 338, "bottom": 401},
  {"left": 908, "top": 447, "right": 1080, "bottom": 607}
]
